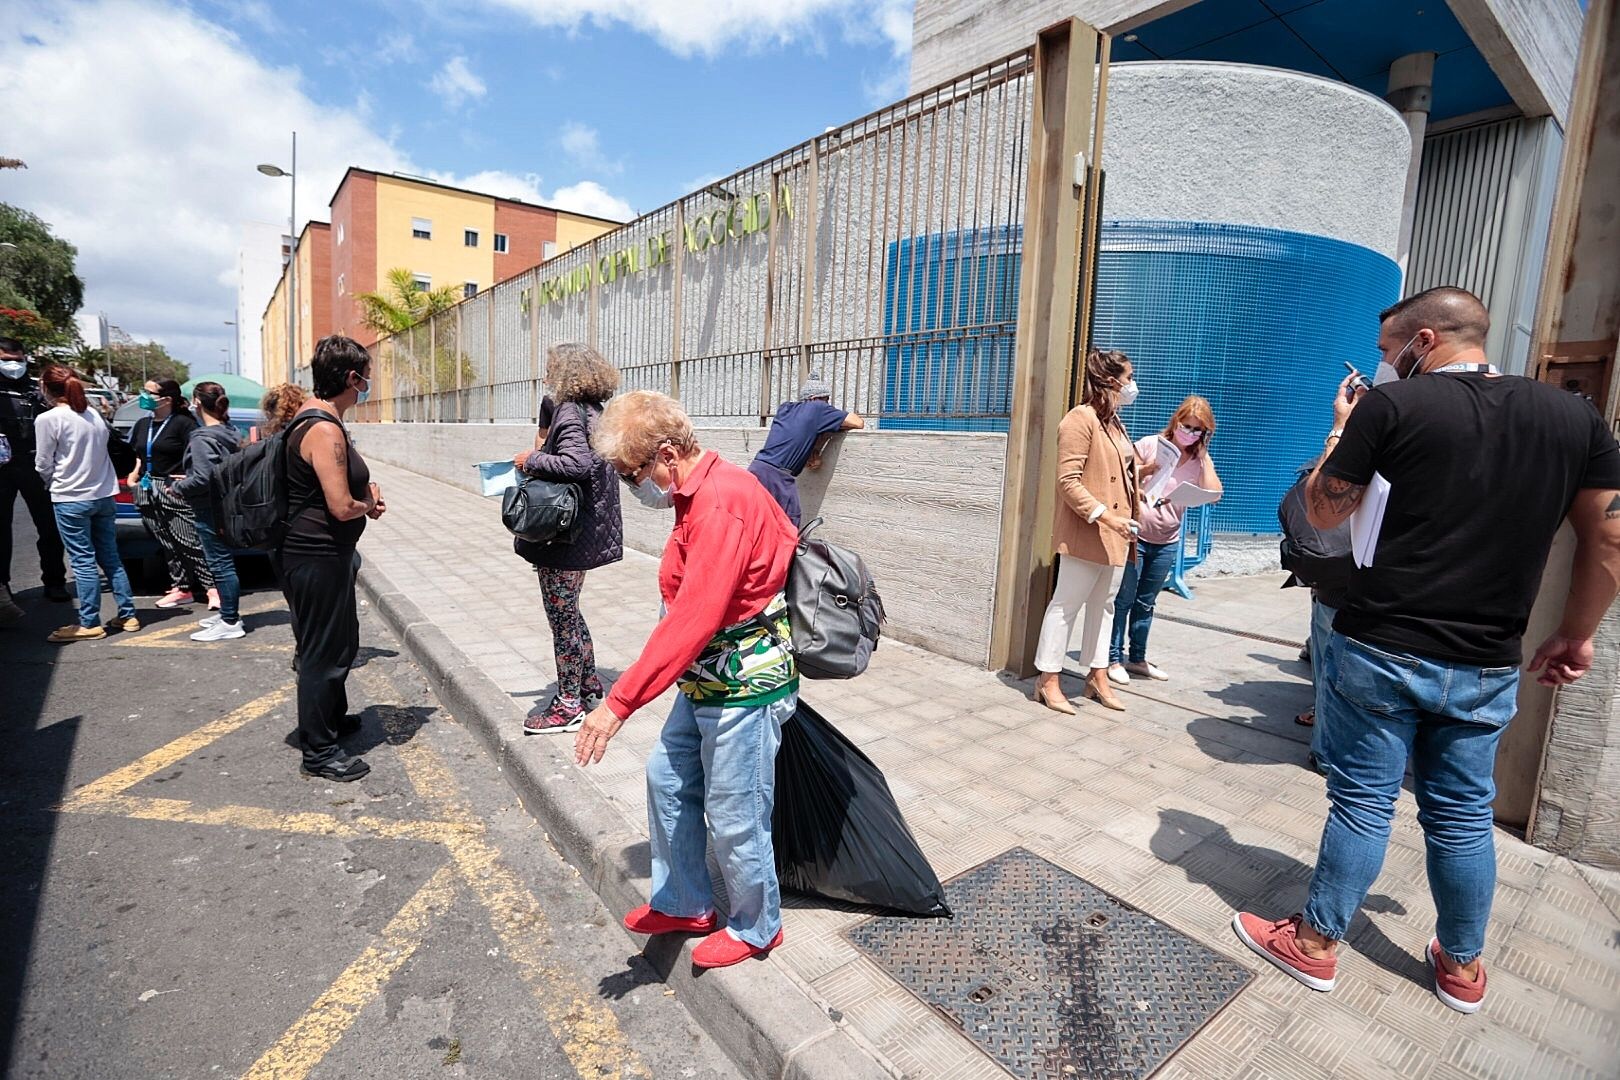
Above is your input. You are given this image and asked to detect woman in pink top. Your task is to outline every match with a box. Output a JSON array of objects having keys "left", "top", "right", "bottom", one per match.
[{"left": 1107, "top": 396, "right": 1222, "bottom": 685}]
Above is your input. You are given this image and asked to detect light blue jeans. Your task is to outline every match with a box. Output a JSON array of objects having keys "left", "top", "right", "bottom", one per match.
[
  {"left": 52, "top": 497, "right": 136, "bottom": 628},
  {"left": 1309, "top": 598, "right": 1339, "bottom": 761},
  {"left": 1109, "top": 539, "right": 1178, "bottom": 665},
  {"left": 646, "top": 692, "right": 796, "bottom": 947},
  {"left": 191, "top": 507, "right": 240, "bottom": 624},
  {"left": 1304, "top": 631, "right": 1518, "bottom": 964}
]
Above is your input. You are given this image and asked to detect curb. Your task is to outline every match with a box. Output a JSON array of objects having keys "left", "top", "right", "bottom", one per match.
[{"left": 358, "top": 562, "right": 898, "bottom": 1080}]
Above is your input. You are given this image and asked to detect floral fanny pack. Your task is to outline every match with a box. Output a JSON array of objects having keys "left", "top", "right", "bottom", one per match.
[{"left": 678, "top": 596, "right": 798, "bottom": 707}]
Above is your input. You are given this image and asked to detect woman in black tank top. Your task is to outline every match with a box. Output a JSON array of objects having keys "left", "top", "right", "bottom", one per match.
[{"left": 276, "top": 336, "right": 386, "bottom": 783}]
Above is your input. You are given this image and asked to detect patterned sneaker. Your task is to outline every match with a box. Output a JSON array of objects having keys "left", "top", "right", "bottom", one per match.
[
  {"left": 156, "top": 588, "right": 194, "bottom": 609},
  {"left": 1232, "top": 912, "right": 1337, "bottom": 992},
  {"left": 692, "top": 928, "right": 783, "bottom": 969},
  {"left": 523, "top": 698, "right": 584, "bottom": 734},
  {"left": 1429, "top": 939, "right": 1487, "bottom": 1013},
  {"left": 583, "top": 677, "right": 606, "bottom": 712},
  {"left": 48, "top": 623, "right": 107, "bottom": 643}
]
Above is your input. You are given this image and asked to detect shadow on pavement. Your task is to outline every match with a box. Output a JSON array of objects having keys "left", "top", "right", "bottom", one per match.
[{"left": 1152, "top": 809, "right": 1430, "bottom": 990}]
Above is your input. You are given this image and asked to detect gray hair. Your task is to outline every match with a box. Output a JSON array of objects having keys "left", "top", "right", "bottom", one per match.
[{"left": 799, "top": 372, "right": 832, "bottom": 401}]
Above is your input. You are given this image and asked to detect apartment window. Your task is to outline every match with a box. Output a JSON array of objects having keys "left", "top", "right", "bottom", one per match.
[
  {"left": 541, "top": 240, "right": 556, "bottom": 261},
  {"left": 336, "top": 222, "right": 345, "bottom": 245},
  {"left": 463, "top": 282, "right": 478, "bottom": 299},
  {"left": 463, "top": 228, "right": 479, "bottom": 248},
  {"left": 411, "top": 217, "right": 432, "bottom": 240},
  {"left": 493, "top": 232, "right": 509, "bottom": 254},
  {"left": 411, "top": 273, "right": 431, "bottom": 292}
]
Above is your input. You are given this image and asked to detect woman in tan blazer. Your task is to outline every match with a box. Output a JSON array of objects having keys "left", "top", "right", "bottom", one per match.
[{"left": 1034, "top": 349, "right": 1141, "bottom": 713}]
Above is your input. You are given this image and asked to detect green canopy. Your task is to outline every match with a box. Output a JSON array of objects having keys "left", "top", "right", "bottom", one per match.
[{"left": 180, "top": 372, "right": 269, "bottom": 407}]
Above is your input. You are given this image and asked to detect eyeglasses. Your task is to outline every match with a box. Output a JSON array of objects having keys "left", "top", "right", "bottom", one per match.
[{"left": 1177, "top": 424, "right": 1207, "bottom": 436}]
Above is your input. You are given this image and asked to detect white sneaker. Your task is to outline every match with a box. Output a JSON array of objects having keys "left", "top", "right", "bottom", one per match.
[
  {"left": 198, "top": 614, "right": 222, "bottom": 629},
  {"left": 191, "top": 619, "right": 246, "bottom": 642},
  {"left": 1106, "top": 663, "right": 1131, "bottom": 686},
  {"left": 1125, "top": 661, "right": 1169, "bottom": 681}
]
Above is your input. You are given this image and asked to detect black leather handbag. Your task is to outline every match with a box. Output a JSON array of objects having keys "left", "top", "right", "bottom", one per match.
[{"left": 501, "top": 474, "right": 581, "bottom": 545}]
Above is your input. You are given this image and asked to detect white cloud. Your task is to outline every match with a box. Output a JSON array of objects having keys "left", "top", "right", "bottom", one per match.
[
  {"left": 428, "top": 55, "right": 487, "bottom": 109},
  {"left": 558, "top": 123, "right": 621, "bottom": 176},
  {"left": 547, "top": 182, "right": 636, "bottom": 222},
  {"left": 0, "top": 1, "right": 633, "bottom": 374},
  {"left": 475, "top": 0, "right": 912, "bottom": 60}
]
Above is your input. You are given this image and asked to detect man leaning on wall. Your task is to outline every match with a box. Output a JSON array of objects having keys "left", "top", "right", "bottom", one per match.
[
  {"left": 747, "top": 371, "right": 865, "bottom": 527},
  {"left": 1231, "top": 286, "right": 1620, "bottom": 1018}
]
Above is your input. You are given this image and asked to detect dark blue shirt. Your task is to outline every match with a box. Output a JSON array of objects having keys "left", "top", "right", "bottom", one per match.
[{"left": 752, "top": 401, "right": 848, "bottom": 476}]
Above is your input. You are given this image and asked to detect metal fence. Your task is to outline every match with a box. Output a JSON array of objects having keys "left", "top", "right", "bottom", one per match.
[{"left": 354, "top": 49, "right": 1034, "bottom": 428}]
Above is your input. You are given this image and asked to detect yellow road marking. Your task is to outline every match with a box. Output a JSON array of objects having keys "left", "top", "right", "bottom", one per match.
[
  {"left": 63, "top": 793, "right": 476, "bottom": 844},
  {"left": 358, "top": 669, "right": 651, "bottom": 1079},
  {"left": 240, "top": 865, "right": 459, "bottom": 1080},
  {"left": 61, "top": 686, "right": 294, "bottom": 807},
  {"left": 112, "top": 598, "right": 287, "bottom": 651}
]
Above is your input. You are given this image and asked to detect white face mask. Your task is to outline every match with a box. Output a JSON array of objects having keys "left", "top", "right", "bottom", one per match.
[
  {"left": 632, "top": 477, "right": 674, "bottom": 510},
  {"left": 1374, "top": 334, "right": 1424, "bottom": 385},
  {"left": 0, "top": 360, "right": 26, "bottom": 380},
  {"left": 1117, "top": 379, "right": 1140, "bottom": 408}
]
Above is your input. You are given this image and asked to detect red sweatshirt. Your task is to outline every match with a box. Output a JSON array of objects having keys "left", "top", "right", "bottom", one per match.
[{"left": 606, "top": 452, "right": 800, "bottom": 720}]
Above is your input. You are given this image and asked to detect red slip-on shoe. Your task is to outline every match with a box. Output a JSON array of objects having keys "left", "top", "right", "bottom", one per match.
[
  {"left": 622, "top": 904, "right": 719, "bottom": 936},
  {"left": 1232, "top": 912, "right": 1337, "bottom": 992},
  {"left": 1429, "top": 938, "right": 1487, "bottom": 1014},
  {"left": 692, "top": 928, "right": 783, "bottom": 969}
]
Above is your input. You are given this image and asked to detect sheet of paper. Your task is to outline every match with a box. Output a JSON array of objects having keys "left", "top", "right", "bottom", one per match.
[
  {"left": 1350, "top": 472, "right": 1391, "bottom": 568},
  {"left": 475, "top": 460, "right": 517, "bottom": 498},
  {"left": 1145, "top": 436, "right": 1180, "bottom": 502},
  {"left": 1166, "top": 482, "right": 1221, "bottom": 509}
]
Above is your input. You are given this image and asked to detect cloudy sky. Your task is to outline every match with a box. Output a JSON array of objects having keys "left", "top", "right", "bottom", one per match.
[{"left": 0, "top": 0, "right": 912, "bottom": 371}]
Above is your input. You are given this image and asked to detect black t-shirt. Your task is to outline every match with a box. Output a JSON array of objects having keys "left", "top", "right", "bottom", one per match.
[
  {"left": 1323, "top": 371, "right": 1620, "bottom": 666},
  {"left": 131, "top": 412, "right": 199, "bottom": 479}
]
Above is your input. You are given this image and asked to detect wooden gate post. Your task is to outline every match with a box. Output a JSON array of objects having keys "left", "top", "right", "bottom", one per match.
[{"left": 989, "top": 18, "right": 1103, "bottom": 676}]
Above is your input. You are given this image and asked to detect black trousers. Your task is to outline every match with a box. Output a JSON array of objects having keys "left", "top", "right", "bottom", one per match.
[
  {"left": 278, "top": 549, "right": 360, "bottom": 766},
  {"left": 0, "top": 461, "right": 66, "bottom": 588}
]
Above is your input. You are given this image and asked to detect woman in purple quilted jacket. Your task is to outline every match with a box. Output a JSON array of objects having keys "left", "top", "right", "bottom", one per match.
[{"left": 511, "top": 343, "right": 624, "bottom": 733}]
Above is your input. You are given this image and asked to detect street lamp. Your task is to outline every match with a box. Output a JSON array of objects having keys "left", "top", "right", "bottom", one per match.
[
  {"left": 223, "top": 319, "right": 237, "bottom": 375},
  {"left": 257, "top": 132, "right": 296, "bottom": 385}
]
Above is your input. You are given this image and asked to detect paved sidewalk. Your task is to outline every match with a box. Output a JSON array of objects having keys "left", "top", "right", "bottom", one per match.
[{"left": 359, "top": 460, "right": 1620, "bottom": 1080}]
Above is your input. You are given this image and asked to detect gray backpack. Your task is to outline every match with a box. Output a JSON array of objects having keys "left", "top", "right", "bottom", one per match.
[{"left": 769, "top": 517, "right": 886, "bottom": 680}]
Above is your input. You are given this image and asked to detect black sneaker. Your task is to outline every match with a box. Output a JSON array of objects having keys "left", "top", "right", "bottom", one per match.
[
  {"left": 301, "top": 754, "right": 371, "bottom": 782},
  {"left": 44, "top": 583, "right": 72, "bottom": 602}
]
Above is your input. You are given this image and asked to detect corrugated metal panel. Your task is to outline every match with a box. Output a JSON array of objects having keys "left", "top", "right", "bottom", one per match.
[{"left": 1406, "top": 116, "right": 1561, "bottom": 374}]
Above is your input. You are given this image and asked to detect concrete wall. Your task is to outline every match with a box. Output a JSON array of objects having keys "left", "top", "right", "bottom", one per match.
[
  {"left": 347, "top": 423, "right": 1008, "bottom": 667},
  {"left": 1101, "top": 63, "right": 1410, "bottom": 257}
]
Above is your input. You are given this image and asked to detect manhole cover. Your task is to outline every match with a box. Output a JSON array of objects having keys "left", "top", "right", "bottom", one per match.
[{"left": 846, "top": 848, "right": 1251, "bottom": 1079}]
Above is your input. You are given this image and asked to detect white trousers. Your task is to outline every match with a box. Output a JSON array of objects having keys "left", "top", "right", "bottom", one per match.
[{"left": 1034, "top": 554, "right": 1125, "bottom": 674}]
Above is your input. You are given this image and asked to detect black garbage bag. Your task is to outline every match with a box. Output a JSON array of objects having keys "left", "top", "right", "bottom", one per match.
[{"left": 773, "top": 698, "right": 952, "bottom": 917}]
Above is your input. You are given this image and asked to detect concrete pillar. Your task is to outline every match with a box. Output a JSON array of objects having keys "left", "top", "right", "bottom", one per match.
[{"left": 1387, "top": 51, "right": 1437, "bottom": 280}]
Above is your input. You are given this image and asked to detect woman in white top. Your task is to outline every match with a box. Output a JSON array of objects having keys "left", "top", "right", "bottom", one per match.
[
  {"left": 1107, "top": 394, "right": 1222, "bottom": 685},
  {"left": 33, "top": 365, "right": 138, "bottom": 643}
]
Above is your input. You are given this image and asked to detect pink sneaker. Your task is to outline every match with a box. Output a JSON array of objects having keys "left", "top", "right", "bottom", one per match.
[
  {"left": 1232, "top": 912, "right": 1337, "bottom": 991},
  {"left": 1429, "top": 939, "right": 1486, "bottom": 1013},
  {"left": 691, "top": 928, "right": 783, "bottom": 969},
  {"left": 156, "top": 588, "right": 194, "bottom": 609}
]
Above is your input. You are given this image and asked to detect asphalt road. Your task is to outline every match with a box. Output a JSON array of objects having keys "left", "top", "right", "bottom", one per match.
[{"left": 1, "top": 502, "right": 741, "bottom": 1080}]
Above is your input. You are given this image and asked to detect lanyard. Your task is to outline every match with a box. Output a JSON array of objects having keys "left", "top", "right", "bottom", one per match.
[{"left": 141, "top": 416, "right": 170, "bottom": 488}]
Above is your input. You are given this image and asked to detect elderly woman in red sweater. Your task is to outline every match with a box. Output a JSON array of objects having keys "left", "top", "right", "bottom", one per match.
[{"left": 574, "top": 390, "right": 801, "bottom": 969}]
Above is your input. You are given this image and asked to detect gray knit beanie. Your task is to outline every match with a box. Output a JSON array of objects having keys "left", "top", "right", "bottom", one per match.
[{"left": 799, "top": 373, "right": 832, "bottom": 401}]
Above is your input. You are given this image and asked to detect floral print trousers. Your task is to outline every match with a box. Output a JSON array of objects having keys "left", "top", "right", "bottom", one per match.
[{"left": 538, "top": 568, "right": 602, "bottom": 708}]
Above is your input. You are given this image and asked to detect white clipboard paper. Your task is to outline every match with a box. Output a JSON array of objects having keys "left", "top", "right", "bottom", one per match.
[
  {"left": 1164, "top": 482, "right": 1221, "bottom": 509},
  {"left": 1350, "top": 472, "right": 1390, "bottom": 568}
]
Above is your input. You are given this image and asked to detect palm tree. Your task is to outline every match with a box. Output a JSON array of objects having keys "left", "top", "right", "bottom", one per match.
[{"left": 353, "top": 267, "right": 460, "bottom": 335}]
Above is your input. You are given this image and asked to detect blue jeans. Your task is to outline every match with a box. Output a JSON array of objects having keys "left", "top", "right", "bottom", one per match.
[
  {"left": 1309, "top": 598, "right": 1338, "bottom": 761},
  {"left": 1304, "top": 632, "right": 1518, "bottom": 964},
  {"left": 646, "top": 692, "right": 796, "bottom": 947},
  {"left": 192, "top": 507, "right": 240, "bottom": 623},
  {"left": 52, "top": 497, "right": 135, "bottom": 628},
  {"left": 1109, "top": 540, "right": 1177, "bottom": 665}
]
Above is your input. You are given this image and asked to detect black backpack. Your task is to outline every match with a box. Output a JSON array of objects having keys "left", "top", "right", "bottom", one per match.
[
  {"left": 1277, "top": 468, "right": 1353, "bottom": 599},
  {"left": 210, "top": 413, "right": 328, "bottom": 550}
]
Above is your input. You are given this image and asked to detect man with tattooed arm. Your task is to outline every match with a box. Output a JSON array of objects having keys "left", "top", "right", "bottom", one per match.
[{"left": 1231, "top": 286, "right": 1620, "bottom": 1019}]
